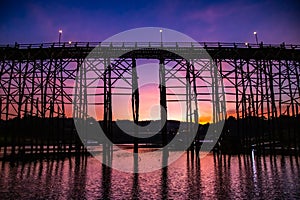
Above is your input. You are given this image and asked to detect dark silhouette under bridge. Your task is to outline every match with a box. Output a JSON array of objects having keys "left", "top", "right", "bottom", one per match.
[{"left": 0, "top": 42, "right": 299, "bottom": 158}]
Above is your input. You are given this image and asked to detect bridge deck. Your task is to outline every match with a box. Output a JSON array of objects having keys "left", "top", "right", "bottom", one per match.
[{"left": 1, "top": 42, "right": 300, "bottom": 60}]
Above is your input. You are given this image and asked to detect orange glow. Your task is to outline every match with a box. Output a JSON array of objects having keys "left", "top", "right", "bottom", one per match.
[{"left": 199, "top": 115, "right": 211, "bottom": 124}]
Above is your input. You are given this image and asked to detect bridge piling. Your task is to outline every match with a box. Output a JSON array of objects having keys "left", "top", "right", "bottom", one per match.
[{"left": 132, "top": 58, "right": 139, "bottom": 153}]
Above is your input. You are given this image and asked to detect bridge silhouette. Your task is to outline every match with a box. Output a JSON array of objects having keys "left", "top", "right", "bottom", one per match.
[{"left": 0, "top": 42, "right": 299, "bottom": 158}]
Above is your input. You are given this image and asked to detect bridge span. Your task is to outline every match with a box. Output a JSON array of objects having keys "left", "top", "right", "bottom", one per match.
[{"left": 0, "top": 42, "right": 299, "bottom": 157}]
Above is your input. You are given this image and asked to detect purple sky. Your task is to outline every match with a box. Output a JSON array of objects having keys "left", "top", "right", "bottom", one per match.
[{"left": 0, "top": 0, "right": 299, "bottom": 44}]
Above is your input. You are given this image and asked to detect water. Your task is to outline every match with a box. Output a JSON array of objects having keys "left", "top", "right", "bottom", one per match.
[{"left": 0, "top": 152, "right": 299, "bottom": 199}]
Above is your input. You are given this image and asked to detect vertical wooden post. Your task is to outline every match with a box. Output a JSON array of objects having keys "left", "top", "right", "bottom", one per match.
[
  {"left": 234, "top": 59, "right": 240, "bottom": 151},
  {"left": 286, "top": 60, "right": 295, "bottom": 151},
  {"left": 255, "top": 60, "right": 260, "bottom": 153},
  {"left": 191, "top": 59, "right": 199, "bottom": 157},
  {"left": 268, "top": 60, "right": 277, "bottom": 154},
  {"left": 214, "top": 59, "right": 220, "bottom": 123},
  {"left": 294, "top": 61, "right": 300, "bottom": 154},
  {"left": 218, "top": 60, "right": 226, "bottom": 121},
  {"left": 259, "top": 60, "right": 265, "bottom": 154},
  {"left": 263, "top": 60, "right": 271, "bottom": 154},
  {"left": 103, "top": 58, "right": 108, "bottom": 163},
  {"left": 45, "top": 59, "right": 52, "bottom": 154},
  {"left": 132, "top": 58, "right": 139, "bottom": 154},
  {"left": 7, "top": 60, "right": 15, "bottom": 156},
  {"left": 186, "top": 60, "right": 194, "bottom": 157},
  {"left": 59, "top": 58, "right": 66, "bottom": 152},
  {"left": 103, "top": 58, "right": 112, "bottom": 164},
  {"left": 240, "top": 59, "right": 248, "bottom": 151},
  {"left": 246, "top": 60, "right": 255, "bottom": 152},
  {"left": 278, "top": 61, "right": 283, "bottom": 151},
  {"left": 32, "top": 60, "right": 39, "bottom": 153},
  {"left": 210, "top": 59, "right": 216, "bottom": 124},
  {"left": 159, "top": 58, "right": 167, "bottom": 147},
  {"left": 52, "top": 59, "right": 58, "bottom": 153}
]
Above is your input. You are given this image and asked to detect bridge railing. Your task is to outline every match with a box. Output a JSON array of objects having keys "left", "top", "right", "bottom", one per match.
[{"left": 0, "top": 42, "right": 299, "bottom": 50}]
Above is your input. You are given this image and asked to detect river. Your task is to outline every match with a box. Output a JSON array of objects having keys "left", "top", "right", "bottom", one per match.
[{"left": 0, "top": 152, "right": 299, "bottom": 199}]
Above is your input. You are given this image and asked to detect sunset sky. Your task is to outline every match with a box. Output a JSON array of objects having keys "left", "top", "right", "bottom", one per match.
[{"left": 1, "top": 0, "right": 299, "bottom": 123}]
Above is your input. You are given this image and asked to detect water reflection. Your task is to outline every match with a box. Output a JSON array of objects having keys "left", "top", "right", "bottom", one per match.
[
  {"left": 0, "top": 152, "right": 299, "bottom": 199},
  {"left": 131, "top": 154, "right": 139, "bottom": 199}
]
